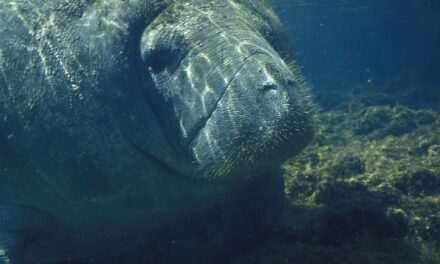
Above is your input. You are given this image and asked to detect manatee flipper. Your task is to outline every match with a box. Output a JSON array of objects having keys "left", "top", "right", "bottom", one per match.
[{"left": 0, "top": 205, "right": 56, "bottom": 263}]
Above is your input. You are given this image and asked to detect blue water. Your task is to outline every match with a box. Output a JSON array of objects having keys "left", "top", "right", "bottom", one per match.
[{"left": 271, "top": 0, "right": 440, "bottom": 91}]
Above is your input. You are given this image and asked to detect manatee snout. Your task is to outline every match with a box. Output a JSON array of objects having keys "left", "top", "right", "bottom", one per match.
[
  {"left": 140, "top": 1, "right": 315, "bottom": 182},
  {"left": 191, "top": 53, "right": 314, "bottom": 181},
  {"left": 225, "top": 53, "right": 304, "bottom": 130}
]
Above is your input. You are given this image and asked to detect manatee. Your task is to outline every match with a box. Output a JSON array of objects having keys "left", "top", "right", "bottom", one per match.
[{"left": 0, "top": 0, "right": 315, "bottom": 262}]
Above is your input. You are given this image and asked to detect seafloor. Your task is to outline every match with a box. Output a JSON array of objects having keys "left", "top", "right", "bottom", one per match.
[{"left": 231, "top": 78, "right": 440, "bottom": 263}]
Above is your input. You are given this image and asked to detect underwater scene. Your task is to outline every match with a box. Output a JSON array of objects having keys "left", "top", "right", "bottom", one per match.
[
  {"left": 0, "top": 0, "right": 438, "bottom": 263},
  {"left": 244, "top": 0, "right": 440, "bottom": 263}
]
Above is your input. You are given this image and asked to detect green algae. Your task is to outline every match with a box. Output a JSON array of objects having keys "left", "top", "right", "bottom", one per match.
[
  {"left": 149, "top": 0, "right": 190, "bottom": 29},
  {"left": 418, "top": 242, "right": 440, "bottom": 264},
  {"left": 282, "top": 87, "right": 439, "bottom": 262}
]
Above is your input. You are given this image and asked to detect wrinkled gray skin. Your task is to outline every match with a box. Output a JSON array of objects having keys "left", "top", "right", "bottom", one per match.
[{"left": 0, "top": 0, "right": 315, "bottom": 263}]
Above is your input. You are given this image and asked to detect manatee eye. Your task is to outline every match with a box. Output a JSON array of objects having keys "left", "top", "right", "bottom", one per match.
[
  {"left": 147, "top": 48, "right": 174, "bottom": 73},
  {"left": 141, "top": 28, "right": 187, "bottom": 75}
]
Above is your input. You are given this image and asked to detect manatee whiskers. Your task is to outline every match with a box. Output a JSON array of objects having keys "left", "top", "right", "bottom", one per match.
[{"left": 196, "top": 120, "right": 307, "bottom": 181}]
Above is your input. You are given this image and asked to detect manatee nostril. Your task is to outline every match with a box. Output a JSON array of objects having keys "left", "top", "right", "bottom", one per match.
[
  {"left": 262, "top": 82, "right": 281, "bottom": 102},
  {"left": 262, "top": 83, "right": 277, "bottom": 92}
]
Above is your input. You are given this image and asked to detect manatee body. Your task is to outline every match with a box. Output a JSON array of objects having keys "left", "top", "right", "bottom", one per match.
[{"left": 0, "top": 0, "right": 315, "bottom": 262}]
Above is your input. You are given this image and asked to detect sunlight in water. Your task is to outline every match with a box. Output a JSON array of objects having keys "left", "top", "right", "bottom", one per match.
[{"left": 0, "top": 248, "right": 10, "bottom": 264}]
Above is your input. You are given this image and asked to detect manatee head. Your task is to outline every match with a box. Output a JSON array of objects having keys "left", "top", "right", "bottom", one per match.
[{"left": 139, "top": 0, "right": 316, "bottom": 182}]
